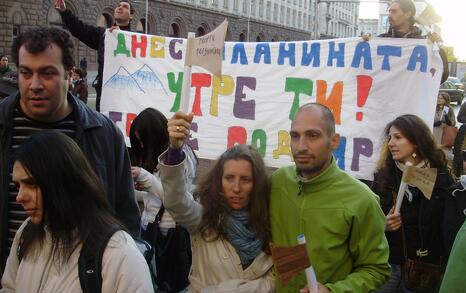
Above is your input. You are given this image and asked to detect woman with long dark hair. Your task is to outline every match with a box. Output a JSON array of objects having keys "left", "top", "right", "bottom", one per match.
[
  {"left": 372, "top": 114, "right": 455, "bottom": 293},
  {"left": 1, "top": 131, "right": 153, "bottom": 292},
  {"left": 129, "top": 108, "right": 197, "bottom": 292},
  {"left": 158, "top": 111, "right": 274, "bottom": 292}
]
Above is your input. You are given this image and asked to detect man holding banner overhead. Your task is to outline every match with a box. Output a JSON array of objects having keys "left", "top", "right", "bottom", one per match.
[
  {"left": 270, "top": 103, "right": 390, "bottom": 293},
  {"left": 378, "top": 0, "right": 449, "bottom": 84},
  {"left": 55, "top": 0, "right": 135, "bottom": 111}
]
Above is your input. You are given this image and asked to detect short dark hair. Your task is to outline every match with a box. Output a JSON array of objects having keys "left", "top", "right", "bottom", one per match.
[
  {"left": 15, "top": 131, "right": 123, "bottom": 263},
  {"left": 392, "top": 0, "right": 416, "bottom": 25},
  {"left": 129, "top": 108, "right": 169, "bottom": 173},
  {"left": 296, "top": 103, "right": 336, "bottom": 136},
  {"left": 11, "top": 27, "right": 75, "bottom": 71},
  {"left": 73, "top": 67, "right": 87, "bottom": 78},
  {"left": 121, "top": 1, "right": 135, "bottom": 14}
]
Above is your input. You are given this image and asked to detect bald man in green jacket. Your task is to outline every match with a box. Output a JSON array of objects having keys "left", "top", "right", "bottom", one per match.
[{"left": 270, "top": 103, "right": 390, "bottom": 293}]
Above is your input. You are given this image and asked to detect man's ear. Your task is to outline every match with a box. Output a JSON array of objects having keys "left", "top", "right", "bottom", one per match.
[{"left": 330, "top": 133, "right": 340, "bottom": 150}]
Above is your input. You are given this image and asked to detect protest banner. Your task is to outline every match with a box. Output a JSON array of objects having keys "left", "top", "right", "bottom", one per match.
[{"left": 101, "top": 31, "right": 443, "bottom": 179}]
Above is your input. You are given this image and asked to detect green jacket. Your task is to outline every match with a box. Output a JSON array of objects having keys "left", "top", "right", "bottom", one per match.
[
  {"left": 270, "top": 159, "right": 390, "bottom": 293},
  {"left": 440, "top": 219, "right": 466, "bottom": 292}
]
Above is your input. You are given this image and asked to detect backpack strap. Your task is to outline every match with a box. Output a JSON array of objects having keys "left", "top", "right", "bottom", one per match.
[
  {"left": 78, "top": 225, "right": 120, "bottom": 293},
  {"left": 154, "top": 204, "right": 165, "bottom": 224}
]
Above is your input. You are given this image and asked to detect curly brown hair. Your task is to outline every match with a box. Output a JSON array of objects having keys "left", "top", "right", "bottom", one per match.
[{"left": 195, "top": 144, "right": 271, "bottom": 251}]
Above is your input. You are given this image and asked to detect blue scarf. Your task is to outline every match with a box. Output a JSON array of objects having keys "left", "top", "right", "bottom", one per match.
[{"left": 225, "top": 209, "right": 263, "bottom": 266}]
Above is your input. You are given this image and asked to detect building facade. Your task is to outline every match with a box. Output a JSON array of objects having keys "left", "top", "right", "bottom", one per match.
[
  {"left": 317, "top": 1, "right": 360, "bottom": 39},
  {"left": 357, "top": 18, "right": 378, "bottom": 37},
  {"left": 0, "top": 0, "right": 318, "bottom": 69}
]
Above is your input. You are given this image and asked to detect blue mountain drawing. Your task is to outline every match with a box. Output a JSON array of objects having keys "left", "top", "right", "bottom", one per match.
[
  {"left": 131, "top": 64, "right": 168, "bottom": 95},
  {"left": 104, "top": 66, "right": 145, "bottom": 93}
]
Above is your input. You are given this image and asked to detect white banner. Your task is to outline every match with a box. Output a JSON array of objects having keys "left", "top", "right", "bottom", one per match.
[{"left": 101, "top": 30, "right": 443, "bottom": 180}]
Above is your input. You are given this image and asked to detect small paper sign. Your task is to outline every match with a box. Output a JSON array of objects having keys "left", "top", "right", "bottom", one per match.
[
  {"left": 402, "top": 166, "right": 438, "bottom": 199},
  {"left": 270, "top": 242, "right": 311, "bottom": 287},
  {"left": 185, "top": 19, "right": 228, "bottom": 76}
]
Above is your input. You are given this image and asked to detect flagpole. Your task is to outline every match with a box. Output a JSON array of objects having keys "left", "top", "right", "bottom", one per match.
[
  {"left": 180, "top": 32, "right": 195, "bottom": 113},
  {"left": 394, "top": 161, "right": 413, "bottom": 214},
  {"left": 297, "top": 235, "right": 318, "bottom": 293}
]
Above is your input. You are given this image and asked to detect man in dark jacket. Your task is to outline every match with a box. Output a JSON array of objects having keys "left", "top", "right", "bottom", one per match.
[
  {"left": 54, "top": 0, "right": 135, "bottom": 111},
  {"left": 0, "top": 26, "right": 140, "bottom": 271},
  {"left": 378, "top": 0, "right": 449, "bottom": 84}
]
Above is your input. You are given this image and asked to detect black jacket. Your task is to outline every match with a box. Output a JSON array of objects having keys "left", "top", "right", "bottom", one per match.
[
  {"left": 372, "top": 166, "right": 454, "bottom": 266},
  {"left": 379, "top": 26, "right": 449, "bottom": 84},
  {"left": 0, "top": 93, "right": 141, "bottom": 270},
  {"left": 59, "top": 10, "right": 131, "bottom": 100}
]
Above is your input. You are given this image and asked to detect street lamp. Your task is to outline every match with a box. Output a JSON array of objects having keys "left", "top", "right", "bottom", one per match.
[
  {"left": 133, "top": 0, "right": 149, "bottom": 34},
  {"left": 247, "top": 0, "right": 252, "bottom": 41}
]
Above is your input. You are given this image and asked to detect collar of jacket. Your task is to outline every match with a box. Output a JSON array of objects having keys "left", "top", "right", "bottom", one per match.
[
  {"left": 119, "top": 24, "right": 131, "bottom": 31},
  {"left": 295, "top": 157, "right": 339, "bottom": 194},
  {"left": 0, "top": 92, "right": 103, "bottom": 130},
  {"left": 390, "top": 26, "right": 422, "bottom": 38}
]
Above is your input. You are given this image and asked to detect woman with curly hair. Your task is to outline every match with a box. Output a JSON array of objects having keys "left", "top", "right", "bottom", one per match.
[
  {"left": 157, "top": 111, "right": 274, "bottom": 292},
  {"left": 371, "top": 114, "right": 456, "bottom": 293}
]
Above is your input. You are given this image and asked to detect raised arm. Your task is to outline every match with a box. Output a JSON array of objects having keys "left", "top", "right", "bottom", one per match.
[
  {"left": 158, "top": 112, "right": 202, "bottom": 234},
  {"left": 56, "top": 0, "right": 104, "bottom": 50}
]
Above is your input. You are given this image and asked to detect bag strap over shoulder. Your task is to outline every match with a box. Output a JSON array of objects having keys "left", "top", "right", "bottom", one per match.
[
  {"left": 154, "top": 204, "right": 165, "bottom": 224},
  {"left": 78, "top": 225, "right": 120, "bottom": 293}
]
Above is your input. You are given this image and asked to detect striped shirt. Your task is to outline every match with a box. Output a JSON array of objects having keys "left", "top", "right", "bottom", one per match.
[{"left": 6, "top": 106, "right": 76, "bottom": 251}]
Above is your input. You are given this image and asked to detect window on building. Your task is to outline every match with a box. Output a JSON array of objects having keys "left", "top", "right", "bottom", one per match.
[
  {"left": 137, "top": 19, "right": 146, "bottom": 33},
  {"left": 12, "top": 12, "right": 22, "bottom": 39},
  {"left": 280, "top": 5, "right": 285, "bottom": 23},
  {"left": 266, "top": 1, "right": 271, "bottom": 20},
  {"left": 197, "top": 26, "right": 206, "bottom": 37},
  {"left": 273, "top": 3, "right": 278, "bottom": 22},
  {"left": 97, "top": 13, "right": 114, "bottom": 28},
  {"left": 239, "top": 33, "right": 246, "bottom": 42},
  {"left": 47, "top": 8, "right": 63, "bottom": 27},
  {"left": 259, "top": 0, "right": 264, "bottom": 18},
  {"left": 287, "top": 8, "right": 290, "bottom": 25},
  {"left": 170, "top": 23, "right": 181, "bottom": 37},
  {"left": 234, "top": 0, "right": 239, "bottom": 10}
]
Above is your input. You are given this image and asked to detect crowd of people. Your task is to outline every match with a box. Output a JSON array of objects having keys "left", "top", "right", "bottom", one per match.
[{"left": 0, "top": 0, "right": 465, "bottom": 292}]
